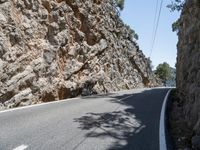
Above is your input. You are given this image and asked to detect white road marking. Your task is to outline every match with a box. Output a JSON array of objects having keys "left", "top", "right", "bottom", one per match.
[
  {"left": 0, "top": 87, "right": 171, "bottom": 114},
  {"left": 0, "top": 89, "right": 144, "bottom": 114},
  {"left": 0, "top": 96, "right": 80, "bottom": 114},
  {"left": 159, "top": 89, "right": 173, "bottom": 150},
  {"left": 135, "top": 125, "right": 146, "bottom": 133},
  {"left": 13, "top": 145, "right": 28, "bottom": 150}
]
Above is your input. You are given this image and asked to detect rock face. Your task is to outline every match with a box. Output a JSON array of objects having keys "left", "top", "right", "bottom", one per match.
[
  {"left": 176, "top": 0, "right": 200, "bottom": 143},
  {"left": 0, "top": 0, "right": 157, "bottom": 109}
]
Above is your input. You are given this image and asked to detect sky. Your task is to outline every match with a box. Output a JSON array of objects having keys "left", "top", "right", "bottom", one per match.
[{"left": 120, "top": 0, "right": 181, "bottom": 69}]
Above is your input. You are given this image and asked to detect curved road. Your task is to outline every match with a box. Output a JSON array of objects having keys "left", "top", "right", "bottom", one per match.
[{"left": 0, "top": 88, "right": 169, "bottom": 150}]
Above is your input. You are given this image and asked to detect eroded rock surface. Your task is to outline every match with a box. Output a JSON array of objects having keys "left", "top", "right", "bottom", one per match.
[
  {"left": 0, "top": 0, "right": 158, "bottom": 109},
  {"left": 176, "top": 0, "right": 200, "bottom": 147}
]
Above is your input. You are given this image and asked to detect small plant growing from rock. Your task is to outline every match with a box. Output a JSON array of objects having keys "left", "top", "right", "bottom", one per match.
[{"left": 114, "top": 0, "right": 125, "bottom": 11}]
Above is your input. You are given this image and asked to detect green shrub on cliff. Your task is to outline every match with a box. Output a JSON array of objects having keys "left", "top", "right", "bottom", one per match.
[
  {"left": 125, "top": 24, "right": 139, "bottom": 40},
  {"left": 171, "top": 19, "right": 180, "bottom": 32},
  {"left": 167, "top": 0, "right": 185, "bottom": 12},
  {"left": 114, "top": 0, "right": 125, "bottom": 11},
  {"left": 167, "top": 0, "right": 185, "bottom": 33}
]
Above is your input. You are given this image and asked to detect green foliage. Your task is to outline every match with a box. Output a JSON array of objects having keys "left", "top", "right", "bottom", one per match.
[
  {"left": 167, "top": 0, "right": 185, "bottom": 12},
  {"left": 167, "top": 1, "right": 185, "bottom": 32},
  {"left": 125, "top": 24, "right": 139, "bottom": 40},
  {"left": 155, "top": 62, "right": 172, "bottom": 85},
  {"left": 172, "top": 19, "right": 180, "bottom": 32},
  {"left": 114, "top": 0, "right": 125, "bottom": 11},
  {"left": 134, "top": 33, "right": 139, "bottom": 40}
]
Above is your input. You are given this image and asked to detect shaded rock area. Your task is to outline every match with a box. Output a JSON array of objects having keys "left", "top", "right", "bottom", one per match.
[
  {"left": 168, "top": 90, "right": 193, "bottom": 150},
  {"left": 176, "top": 0, "right": 200, "bottom": 149},
  {"left": 0, "top": 0, "right": 158, "bottom": 110}
]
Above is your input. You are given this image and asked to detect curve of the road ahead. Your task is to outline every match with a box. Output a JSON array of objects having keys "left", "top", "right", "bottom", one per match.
[{"left": 0, "top": 88, "right": 170, "bottom": 150}]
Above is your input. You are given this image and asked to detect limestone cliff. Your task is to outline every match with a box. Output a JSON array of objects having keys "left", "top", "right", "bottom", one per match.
[
  {"left": 0, "top": 0, "right": 157, "bottom": 109},
  {"left": 176, "top": 0, "right": 200, "bottom": 142}
]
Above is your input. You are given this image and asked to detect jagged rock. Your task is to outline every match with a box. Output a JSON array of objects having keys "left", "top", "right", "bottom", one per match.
[
  {"left": 0, "top": 0, "right": 158, "bottom": 109},
  {"left": 176, "top": 0, "right": 200, "bottom": 142}
]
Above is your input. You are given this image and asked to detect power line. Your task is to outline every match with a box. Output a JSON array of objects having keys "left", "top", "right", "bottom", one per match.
[
  {"left": 149, "top": 0, "right": 164, "bottom": 58},
  {"left": 150, "top": 0, "right": 159, "bottom": 54}
]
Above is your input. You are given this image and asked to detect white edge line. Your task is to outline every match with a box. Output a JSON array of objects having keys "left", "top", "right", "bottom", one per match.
[
  {"left": 13, "top": 145, "right": 28, "bottom": 150},
  {"left": 159, "top": 89, "right": 173, "bottom": 150},
  {"left": 0, "top": 87, "right": 170, "bottom": 114},
  {"left": 0, "top": 88, "right": 140, "bottom": 114},
  {"left": 0, "top": 96, "right": 81, "bottom": 114},
  {"left": 0, "top": 88, "right": 147, "bottom": 114}
]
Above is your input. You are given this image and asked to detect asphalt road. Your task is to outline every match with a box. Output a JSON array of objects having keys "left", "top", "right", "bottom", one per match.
[{"left": 0, "top": 88, "right": 169, "bottom": 150}]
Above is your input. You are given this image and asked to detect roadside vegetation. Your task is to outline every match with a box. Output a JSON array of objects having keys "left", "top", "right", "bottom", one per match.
[{"left": 167, "top": 89, "right": 192, "bottom": 149}]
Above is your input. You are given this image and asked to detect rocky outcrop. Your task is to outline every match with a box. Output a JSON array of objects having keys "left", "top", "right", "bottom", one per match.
[
  {"left": 176, "top": 0, "right": 200, "bottom": 146},
  {"left": 0, "top": 0, "right": 157, "bottom": 109}
]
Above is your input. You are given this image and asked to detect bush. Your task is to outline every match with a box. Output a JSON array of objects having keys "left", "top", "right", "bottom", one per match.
[{"left": 115, "top": 0, "right": 125, "bottom": 11}]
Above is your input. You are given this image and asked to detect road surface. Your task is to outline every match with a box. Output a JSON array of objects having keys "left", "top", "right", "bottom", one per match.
[{"left": 0, "top": 88, "right": 169, "bottom": 150}]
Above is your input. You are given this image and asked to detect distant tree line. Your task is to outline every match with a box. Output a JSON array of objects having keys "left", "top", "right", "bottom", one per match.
[{"left": 155, "top": 62, "right": 172, "bottom": 86}]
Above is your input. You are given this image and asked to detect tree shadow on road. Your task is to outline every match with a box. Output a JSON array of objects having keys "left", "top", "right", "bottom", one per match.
[{"left": 74, "top": 88, "right": 169, "bottom": 150}]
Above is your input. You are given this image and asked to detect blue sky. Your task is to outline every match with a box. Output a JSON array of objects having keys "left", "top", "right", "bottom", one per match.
[{"left": 121, "top": 0, "right": 181, "bottom": 68}]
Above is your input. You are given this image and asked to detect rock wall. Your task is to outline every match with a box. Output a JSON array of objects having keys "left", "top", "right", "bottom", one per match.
[
  {"left": 0, "top": 0, "right": 157, "bottom": 109},
  {"left": 176, "top": 0, "right": 200, "bottom": 138}
]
